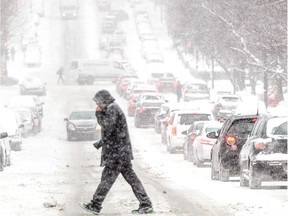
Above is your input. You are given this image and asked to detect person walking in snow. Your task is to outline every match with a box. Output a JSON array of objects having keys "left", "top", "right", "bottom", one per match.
[
  {"left": 79, "top": 89, "right": 153, "bottom": 215},
  {"left": 57, "top": 66, "right": 65, "bottom": 84}
]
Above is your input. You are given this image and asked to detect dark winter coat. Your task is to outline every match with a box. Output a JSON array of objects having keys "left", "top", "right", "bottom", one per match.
[{"left": 93, "top": 90, "right": 134, "bottom": 168}]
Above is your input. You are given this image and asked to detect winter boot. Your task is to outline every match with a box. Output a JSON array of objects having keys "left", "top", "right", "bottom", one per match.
[
  {"left": 131, "top": 206, "right": 153, "bottom": 214},
  {"left": 79, "top": 202, "right": 101, "bottom": 215}
]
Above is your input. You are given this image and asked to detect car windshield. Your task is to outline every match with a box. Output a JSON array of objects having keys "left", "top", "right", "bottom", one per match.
[
  {"left": 69, "top": 111, "right": 96, "bottom": 120},
  {"left": 267, "top": 118, "right": 288, "bottom": 136},
  {"left": 179, "top": 114, "right": 211, "bottom": 125}
]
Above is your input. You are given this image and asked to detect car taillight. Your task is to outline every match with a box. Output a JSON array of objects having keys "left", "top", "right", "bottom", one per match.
[
  {"left": 200, "top": 138, "right": 213, "bottom": 145},
  {"left": 172, "top": 126, "right": 177, "bottom": 136},
  {"left": 254, "top": 142, "right": 265, "bottom": 150},
  {"left": 225, "top": 136, "right": 236, "bottom": 145},
  {"left": 138, "top": 107, "right": 145, "bottom": 113}
]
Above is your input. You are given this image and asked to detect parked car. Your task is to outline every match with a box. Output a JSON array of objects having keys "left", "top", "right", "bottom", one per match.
[
  {"left": 0, "top": 128, "right": 11, "bottom": 171},
  {"left": 64, "top": 109, "right": 99, "bottom": 141},
  {"left": 134, "top": 96, "right": 166, "bottom": 128},
  {"left": 191, "top": 121, "right": 224, "bottom": 167},
  {"left": 11, "top": 107, "right": 41, "bottom": 137},
  {"left": 182, "top": 79, "right": 210, "bottom": 102},
  {"left": 165, "top": 108, "right": 215, "bottom": 153},
  {"left": 19, "top": 76, "right": 47, "bottom": 96},
  {"left": 209, "top": 114, "right": 258, "bottom": 181},
  {"left": 213, "top": 94, "right": 242, "bottom": 119},
  {"left": 8, "top": 95, "right": 44, "bottom": 118},
  {"left": 183, "top": 121, "right": 210, "bottom": 162},
  {"left": 239, "top": 114, "right": 288, "bottom": 189},
  {"left": 0, "top": 107, "right": 23, "bottom": 151}
]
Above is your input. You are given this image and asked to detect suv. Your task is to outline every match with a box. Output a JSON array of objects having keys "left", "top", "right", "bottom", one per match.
[
  {"left": 239, "top": 114, "right": 288, "bottom": 189},
  {"left": 166, "top": 108, "right": 215, "bottom": 153},
  {"left": 213, "top": 94, "right": 242, "bottom": 119},
  {"left": 209, "top": 114, "right": 258, "bottom": 181}
]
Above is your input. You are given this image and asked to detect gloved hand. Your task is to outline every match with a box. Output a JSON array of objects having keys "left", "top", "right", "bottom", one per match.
[{"left": 93, "top": 141, "right": 102, "bottom": 149}]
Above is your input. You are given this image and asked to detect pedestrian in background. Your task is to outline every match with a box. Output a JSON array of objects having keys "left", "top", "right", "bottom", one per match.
[
  {"left": 176, "top": 80, "right": 182, "bottom": 103},
  {"left": 57, "top": 66, "right": 65, "bottom": 84},
  {"left": 79, "top": 89, "right": 153, "bottom": 215}
]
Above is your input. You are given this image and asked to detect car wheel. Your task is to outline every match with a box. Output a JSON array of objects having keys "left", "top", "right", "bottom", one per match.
[
  {"left": 183, "top": 144, "right": 188, "bottom": 160},
  {"left": 0, "top": 147, "right": 4, "bottom": 171},
  {"left": 240, "top": 167, "right": 249, "bottom": 187},
  {"left": 67, "top": 133, "right": 72, "bottom": 141},
  {"left": 187, "top": 146, "right": 193, "bottom": 162},
  {"left": 211, "top": 164, "right": 219, "bottom": 180},
  {"left": 219, "top": 164, "right": 229, "bottom": 182},
  {"left": 249, "top": 163, "right": 261, "bottom": 189},
  {"left": 10, "top": 142, "right": 22, "bottom": 151},
  {"left": 195, "top": 150, "right": 204, "bottom": 167},
  {"left": 5, "top": 152, "right": 11, "bottom": 166}
]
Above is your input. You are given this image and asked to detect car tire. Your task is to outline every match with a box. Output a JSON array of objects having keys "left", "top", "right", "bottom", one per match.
[
  {"left": 0, "top": 147, "right": 4, "bottom": 171},
  {"left": 67, "top": 133, "right": 72, "bottom": 141},
  {"left": 10, "top": 142, "right": 22, "bottom": 151},
  {"left": 195, "top": 150, "right": 204, "bottom": 167},
  {"left": 5, "top": 152, "right": 11, "bottom": 166},
  {"left": 249, "top": 163, "right": 261, "bottom": 189},
  {"left": 240, "top": 168, "right": 249, "bottom": 187},
  {"left": 187, "top": 146, "right": 193, "bottom": 162},
  {"left": 219, "top": 164, "right": 229, "bottom": 182},
  {"left": 211, "top": 164, "right": 219, "bottom": 180}
]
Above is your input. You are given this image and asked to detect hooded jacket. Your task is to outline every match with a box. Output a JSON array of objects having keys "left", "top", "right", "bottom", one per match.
[{"left": 93, "top": 89, "right": 133, "bottom": 167}]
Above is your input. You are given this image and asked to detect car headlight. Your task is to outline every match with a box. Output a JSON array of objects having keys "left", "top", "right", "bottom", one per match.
[{"left": 67, "top": 124, "right": 76, "bottom": 131}]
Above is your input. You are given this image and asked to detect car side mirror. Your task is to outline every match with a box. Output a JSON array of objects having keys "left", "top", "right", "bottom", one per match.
[
  {"left": 182, "top": 130, "right": 188, "bottom": 135},
  {"left": 0, "top": 132, "right": 8, "bottom": 139},
  {"left": 207, "top": 131, "right": 218, "bottom": 139}
]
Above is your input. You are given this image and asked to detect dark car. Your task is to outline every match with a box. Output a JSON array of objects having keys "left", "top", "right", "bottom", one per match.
[
  {"left": 156, "top": 76, "right": 177, "bottom": 93},
  {"left": 209, "top": 114, "right": 258, "bottom": 181},
  {"left": 239, "top": 114, "right": 288, "bottom": 189},
  {"left": 64, "top": 109, "right": 99, "bottom": 141},
  {"left": 134, "top": 99, "right": 165, "bottom": 128}
]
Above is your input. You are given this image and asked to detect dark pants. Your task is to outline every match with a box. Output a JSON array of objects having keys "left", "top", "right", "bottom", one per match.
[
  {"left": 57, "top": 75, "right": 64, "bottom": 84},
  {"left": 92, "top": 162, "right": 152, "bottom": 209}
]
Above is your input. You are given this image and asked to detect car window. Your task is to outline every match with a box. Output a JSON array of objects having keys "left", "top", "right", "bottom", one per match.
[
  {"left": 227, "top": 119, "right": 256, "bottom": 138},
  {"left": 178, "top": 114, "right": 211, "bottom": 125},
  {"left": 70, "top": 111, "right": 96, "bottom": 120},
  {"left": 267, "top": 118, "right": 288, "bottom": 136}
]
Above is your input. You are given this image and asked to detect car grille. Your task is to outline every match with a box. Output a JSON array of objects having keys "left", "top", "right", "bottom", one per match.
[{"left": 76, "top": 125, "right": 95, "bottom": 132}]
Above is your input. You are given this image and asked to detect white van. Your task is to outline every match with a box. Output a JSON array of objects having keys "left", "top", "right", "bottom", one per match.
[{"left": 70, "top": 59, "right": 127, "bottom": 85}]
